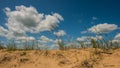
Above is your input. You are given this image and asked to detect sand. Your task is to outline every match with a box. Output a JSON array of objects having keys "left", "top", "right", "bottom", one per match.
[{"left": 0, "top": 48, "right": 120, "bottom": 68}]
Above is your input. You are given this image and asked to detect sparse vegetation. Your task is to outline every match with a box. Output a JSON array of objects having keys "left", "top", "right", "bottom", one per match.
[
  {"left": 57, "top": 40, "right": 65, "bottom": 50},
  {"left": 20, "top": 52, "right": 27, "bottom": 56},
  {"left": 0, "top": 44, "right": 5, "bottom": 50},
  {"left": 6, "top": 40, "right": 17, "bottom": 51},
  {"left": 0, "top": 24, "right": 119, "bottom": 68},
  {"left": 0, "top": 2, "right": 119, "bottom": 68},
  {"left": 19, "top": 58, "right": 29, "bottom": 63},
  {"left": 0, "top": 34, "right": 119, "bottom": 51}
]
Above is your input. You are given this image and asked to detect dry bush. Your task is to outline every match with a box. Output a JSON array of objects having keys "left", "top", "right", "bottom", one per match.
[
  {"left": 6, "top": 42, "right": 17, "bottom": 51},
  {"left": 19, "top": 57, "right": 29, "bottom": 63},
  {"left": 0, "top": 45, "right": 5, "bottom": 50},
  {"left": 57, "top": 40, "right": 65, "bottom": 50}
]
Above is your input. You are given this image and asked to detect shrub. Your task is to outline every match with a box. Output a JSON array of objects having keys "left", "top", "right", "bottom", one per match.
[
  {"left": 58, "top": 40, "right": 65, "bottom": 50},
  {"left": 91, "top": 39, "right": 97, "bottom": 48},
  {"left": 6, "top": 41, "right": 17, "bottom": 51},
  {"left": 0, "top": 42, "right": 5, "bottom": 49},
  {"left": 0, "top": 45, "right": 5, "bottom": 50}
]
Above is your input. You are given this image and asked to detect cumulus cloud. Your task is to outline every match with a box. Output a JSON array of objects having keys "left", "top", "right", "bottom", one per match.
[
  {"left": 38, "top": 36, "right": 61, "bottom": 49},
  {"left": 112, "top": 33, "right": 120, "bottom": 43},
  {"left": 76, "top": 36, "right": 95, "bottom": 42},
  {"left": 40, "top": 35, "right": 53, "bottom": 43},
  {"left": 49, "top": 44, "right": 59, "bottom": 50},
  {"left": 0, "top": 5, "right": 63, "bottom": 40},
  {"left": 109, "top": 33, "right": 120, "bottom": 44},
  {"left": 111, "top": 40, "right": 119, "bottom": 43},
  {"left": 5, "top": 5, "right": 63, "bottom": 33},
  {"left": 76, "top": 36, "right": 88, "bottom": 42},
  {"left": 88, "top": 23, "right": 118, "bottom": 34},
  {"left": 0, "top": 26, "right": 8, "bottom": 37},
  {"left": 76, "top": 35, "right": 103, "bottom": 42},
  {"left": 76, "top": 36, "right": 92, "bottom": 47},
  {"left": 54, "top": 30, "right": 66, "bottom": 37},
  {"left": 96, "top": 35, "right": 103, "bottom": 40},
  {"left": 16, "top": 36, "right": 35, "bottom": 41},
  {"left": 114, "top": 33, "right": 120, "bottom": 40},
  {"left": 84, "top": 42, "right": 91, "bottom": 45}
]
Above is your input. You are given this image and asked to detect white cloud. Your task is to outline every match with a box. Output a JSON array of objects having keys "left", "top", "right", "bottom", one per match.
[
  {"left": 54, "top": 30, "right": 66, "bottom": 37},
  {"left": 111, "top": 40, "right": 119, "bottom": 43},
  {"left": 16, "top": 36, "right": 35, "bottom": 41},
  {"left": 110, "top": 39, "right": 120, "bottom": 46},
  {"left": 88, "top": 23, "right": 118, "bottom": 34},
  {"left": 1, "top": 5, "right": 63, "bottom": 40},
  {"left": 54, "top": 39, "right": 62, "bottom": 43},
  {"left": 81, "top": 31, "right": 87, "bottom": 34},
  {"left": 109, "top": 33, "right": 120, "bottom": 44},
  {"left": 76, "top": 36, "right": 88, "bottom": 42},
  {"left": 76, "top": 35, "right": 103, "bottom": 42},
  {"left": 84, "top": 41, "right": 91, "bottom": 45},
  {"left": 96, "top": 35, "right": 103, "bottom": 40},
  {"left": 114, "top": 33, "right": 120, "bottom": 40},
  {"left": 27, "top": 36, "right": 36, "bottom": 41},
  {"left": 0, "top": 26, "right": 8, "bottom": 37},
  {"left": 49, "top": 44, "right": 59, "bottom": 50},
  {"left": 40, "top": 35, "right": 53, "bottom": 43},
  {"left": 5, "top": 5, "right": 63, "bottom": 33},
  {"left": 38, "top": 36, "right": 61, "bottom": 49}
]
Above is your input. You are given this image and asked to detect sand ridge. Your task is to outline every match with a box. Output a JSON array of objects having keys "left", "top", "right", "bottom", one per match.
[{"left": 0, "top": 48, "right": 120, "bottom": 68}]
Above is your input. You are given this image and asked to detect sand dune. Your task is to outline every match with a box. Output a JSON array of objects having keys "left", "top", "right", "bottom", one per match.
[{"left": 0, "top": 48, "right": 120, "bottom": 68}]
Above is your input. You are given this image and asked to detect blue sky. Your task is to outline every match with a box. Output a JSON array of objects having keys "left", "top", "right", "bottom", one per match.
[{"left": 0, "top": 0, "right": 120, "bottom": 42}]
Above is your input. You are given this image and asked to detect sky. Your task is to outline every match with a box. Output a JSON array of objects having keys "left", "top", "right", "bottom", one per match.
[{"left": 0, "top": 0, "right": 120, "bottom": 48}]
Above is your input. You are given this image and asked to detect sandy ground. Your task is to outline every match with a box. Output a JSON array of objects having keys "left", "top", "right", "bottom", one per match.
[{"left": 0, "top": 48, "right": 120, "bottom": 68}]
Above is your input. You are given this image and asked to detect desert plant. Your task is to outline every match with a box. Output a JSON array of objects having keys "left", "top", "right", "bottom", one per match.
[
  {"left": 90, "top": 39, "right": 99, "bottom": 54},
  {"left": 81, "top": 59, "right": 93, "bottom": 68},
  {"left": 6, "top": 40, "right": 17, "bottom": 51},
  {"left": 114, "top": 42, "right": 119, "bottom": 49},
  {"left": 0, "top": 45, "right": 4, "bottom": 49},
  {"left": 20, "top": 52, "right": 27, "bottom": 56},
  {"left": 0, "top": 42, "right": 5, "bottom": 49},
  {"left": 57, "top": 40, "right": 65, "bottom": 50},
  {"left": 23, "top": 40, "right": 33, "bottom": 50},
  {"left": 91, "top": 39, "right": 97, "bottom": 48},
  {"left": 19, "top": 58, "right": 29, "bottom": 63},
  {"left": 77, "top": 39, "right": 86, "bottom": 48}
]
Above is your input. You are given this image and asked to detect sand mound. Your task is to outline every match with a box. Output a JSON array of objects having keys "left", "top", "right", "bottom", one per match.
[{"left": 0, "top": 48, "right": 120, "bottom": 68}]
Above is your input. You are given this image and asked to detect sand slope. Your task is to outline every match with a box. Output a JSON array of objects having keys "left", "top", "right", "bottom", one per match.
[{"left": 0, "top": 48, "right": 120, "bottom": 68}]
